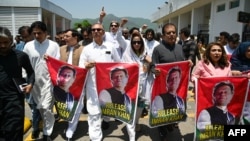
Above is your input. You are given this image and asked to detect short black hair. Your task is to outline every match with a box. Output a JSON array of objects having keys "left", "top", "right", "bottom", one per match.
[{"left": 29, "top": 21, "right": 47, "bottom": 33}]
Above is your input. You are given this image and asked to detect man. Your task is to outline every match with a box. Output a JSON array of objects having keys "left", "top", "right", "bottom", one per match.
[
  {"left": 197, "top": 81, "right": 235, "bottom": 131},
  {"left": 16, "top": 25, "right": 42, "bottom": 139},
  {"left": 99, "top": 8, "right": 127, "bottom": 58},
  {"left": 23, "top": 21, "right": 60, "bottom": 141},
  {"left": 225, "top": 33, "right": 240, "bottom": 55},
  {"left": 54, "top": 65, "right": 76, "bottom": 111},
  {"left": 219, "top": 31, "right": 230, "bottom": 47},
  {"left": 151, "top": 23, "right": 192, "bottom": 141},
  {"left": 0, "top": 26, "right": 35, "bottom": 141},
  {"left": 99, "top": 67, "right": 132, "bottom": 113},
  {"left": 178, "top": 27, "right": 197, "bottom": 73},
  {"left": 79, "top": 23, "right": 121, "bottom": 141},
  {"left": 144, "top": 28, "right": 160, "bottom": 57},
  {"left": 151, "top": 67, "right": 185, "bottom": 117},
  {"left": 16, "top": 26, "right": 34, "bottom": 51},
  {"left": 58, "top": 28, "right": 84, "bottom": 140},
  {"left": 122, "top": 28, "right": 130, "bottom": 40},
  {"left": 79, "top": 27, "right": 93, "bottom": 46}
]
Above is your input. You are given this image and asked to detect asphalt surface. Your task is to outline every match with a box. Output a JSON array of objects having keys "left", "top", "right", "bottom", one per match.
[{"left": 23, "top": 91, "right": 195, "bottom": 141}]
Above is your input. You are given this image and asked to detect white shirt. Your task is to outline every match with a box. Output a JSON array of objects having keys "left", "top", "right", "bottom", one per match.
[
  {"left": 144, "top": 39, "right": 160, "bottom": 57},
  {"left": 79, "top": 41, "right": 121, "bottom": 115},
  {"left": 104, "top": 28, "right": 127, "bottom": 58},
  {"left": 224, "top": 44, "right": 235, "bottom": 55},
  {"left": 23, "top": 39, "right": 60, "bottom": 109}
]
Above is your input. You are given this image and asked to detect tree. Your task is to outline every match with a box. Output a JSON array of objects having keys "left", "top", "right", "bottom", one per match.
[{"left": 74, "top": 20, "right": 91, "bottom": 29}]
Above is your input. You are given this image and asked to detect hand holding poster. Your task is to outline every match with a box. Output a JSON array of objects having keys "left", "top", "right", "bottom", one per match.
[
  {"left": 46, "top": 56, "right": 88, "bottom": 121},
  {"left": 195, "top": 77, "right": 249, "bottom": 141},
  {"left": 149, "top": 61, "right": 190, "bottom": 127},
  {"left": 95, "top": 62, "right": 139, "bottom": 125}
]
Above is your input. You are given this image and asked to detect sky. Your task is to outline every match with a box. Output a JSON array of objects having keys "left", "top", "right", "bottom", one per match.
[{"left": 48, "top": 0, "right": 167, "bottom": 19}]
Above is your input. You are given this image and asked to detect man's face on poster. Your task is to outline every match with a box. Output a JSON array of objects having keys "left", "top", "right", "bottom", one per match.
[
  {"left": 167, "top": 70, "right": 181, "bottom": 92},
  {"left": 214, "top": 85, "right": 233, "bottom": 106},
  {"left": 111, "top": 70, "right": 128, "bottom": 89},
  {"left": 57, "top": 68, "right": 75, "bottom": 91}
]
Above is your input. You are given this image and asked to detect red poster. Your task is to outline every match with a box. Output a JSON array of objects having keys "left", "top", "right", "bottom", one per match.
[
  {"left": 195, "top": 77, "right": 249, "bottom": 141},
  {"left": 149, "top": 61, "right": 190, "bottom": 127},
  {"left": 46, "top": 56, "right": 88, "bottom": 121},
  {"left": 95, "top": 62, "right": 139, "bottom": 125}
]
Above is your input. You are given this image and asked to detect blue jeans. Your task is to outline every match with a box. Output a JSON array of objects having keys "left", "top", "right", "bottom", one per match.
[{"left": 25, "top": 94, "right": 41, "bottom": 131}]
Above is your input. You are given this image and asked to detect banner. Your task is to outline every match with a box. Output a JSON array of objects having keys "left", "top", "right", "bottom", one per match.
[
  {"left": 46, "top": 56, "right": 88, "bottom": 121},
  {"left": 195, "top": 77, "right": 249, "bottom": 141},
  {"left": 243, "top": 78, "right": 250, "bottom": 124},
  {"left": 149, "top": 61, "right": 190, "bottom": 127},
  {"left": 95, "top": 62, "right": 139, "bottom": 125}
]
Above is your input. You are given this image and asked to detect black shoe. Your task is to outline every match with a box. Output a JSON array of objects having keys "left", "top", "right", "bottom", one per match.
[
  {"left": 101, "top": 120, "right": 110, "bottom": 130},
  {"left": 141, "top": 108, "right": 148, "bottom": 117},
  {"left": 31, "top": 130, "right": 40, "bottom": 139},
  {"left": 43, "top": 135, "right": 52, "bottom": 141}
]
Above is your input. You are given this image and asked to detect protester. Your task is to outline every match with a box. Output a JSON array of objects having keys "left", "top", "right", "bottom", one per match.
[
  {"left": 23, "top": 21, "right": 60, "bottom": 141},
  {"left": 0, "top": 26, "right": 35, "bottom": 141},
  {"left": 122, "top": 32, "right": 152, "bottom": 132},
  {"left": 56, "top": 28, "right": 86, "bottom": 140},
  {"left": 78, "top": 23, "right": 121, "bottom": 141},
  {"left": 151, "top": 23, "right": 192, "bottom": 141}
]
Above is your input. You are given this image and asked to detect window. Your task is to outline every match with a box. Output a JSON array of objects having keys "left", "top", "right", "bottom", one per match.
[
  {"left": 229, "top": 0, "right": 240, "bottom": 9},
  {"left": 217, "top": 4, "right": 225, "bottom": 12}
]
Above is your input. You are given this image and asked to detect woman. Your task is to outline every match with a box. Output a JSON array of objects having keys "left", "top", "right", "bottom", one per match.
[
  {"left": 122, "top": 32, "right": 152, "bottom": 133},
  {"left": 230, "top": 41, "right": 250, "bottom": 125},
  {"left": 192, "top": 42, "right": 239, "bottom": 80}
]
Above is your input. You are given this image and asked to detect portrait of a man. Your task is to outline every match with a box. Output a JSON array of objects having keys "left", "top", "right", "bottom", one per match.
[
  {"left": 53, "top": 65, "right": 77, "bottom": 111},
  {"left": 197, "top": 81, "right": 235, "bottom": 131},
  {"left": 99, "top": 67, "right": 132, "bottom": 113},
  {"left": 151, "top": 66, "right": 185, "bottom": 117}
]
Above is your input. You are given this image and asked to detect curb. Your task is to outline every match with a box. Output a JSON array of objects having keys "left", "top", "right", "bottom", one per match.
[{"left": 24, "top": 116, "right": 31, "bottom": 134}]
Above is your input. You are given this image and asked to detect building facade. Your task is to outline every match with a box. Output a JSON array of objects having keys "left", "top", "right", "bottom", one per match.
[
  {"left": 0, "top": 0, "right": 72, "bottom": 40},
  {"left": 151, "top": 0, "right": 250, "bottom": 44}
]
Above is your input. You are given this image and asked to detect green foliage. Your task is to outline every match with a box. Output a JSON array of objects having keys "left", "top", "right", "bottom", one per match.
[{"left": 73, "top": 20, "right": 92, "bottom": 29}]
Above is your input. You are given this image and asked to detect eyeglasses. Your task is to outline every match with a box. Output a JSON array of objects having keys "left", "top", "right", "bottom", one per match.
[
  {"left": 123, "top": 32, "right": 128, "bottom": 35},
  {"left": 110, "top": 25, "right": 118, "bottom": 27},
  {"left": 165, "top": 31, "right": 176, "bottom": 35},
  {"left": 91, "top": 28, "right": 102, "bottom": 32},
  {"left": 132, "top": 41, "right": 142, "bottom": 45}
]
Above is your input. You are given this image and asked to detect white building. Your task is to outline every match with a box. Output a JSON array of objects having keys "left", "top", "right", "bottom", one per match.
[
  {"left": 0, "top": 0, "right": 72, "bottom": 40},
  {"left": 151, "top": 0, "right": 250, "bottom": 44}
]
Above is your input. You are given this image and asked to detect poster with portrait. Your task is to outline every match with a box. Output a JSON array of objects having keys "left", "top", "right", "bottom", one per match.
[
  {"left": 95, "top": 62, "right": 139, "bottom": 125},
  {"left": 242, "top": 82, "right": 250, "bottom": 124},
  {"left": 194, "top": 77, "right": 249, "bottom": 141},
  {"left": 46, "top": 56, "right": 88, "bottom": 122},
  {"left": 149, "top": 61, "right": 190, "bottom": 128}
]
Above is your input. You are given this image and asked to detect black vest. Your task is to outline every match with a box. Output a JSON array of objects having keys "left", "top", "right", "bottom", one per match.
[{"left": 206, "top": 106, "right": 235, "bottom": 125}]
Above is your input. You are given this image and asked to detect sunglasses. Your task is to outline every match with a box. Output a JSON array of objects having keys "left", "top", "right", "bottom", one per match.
[
  {"left": 132, "top": 41, "right": 142, "bottom": 45},
  {"left": 110, "top": 25, "right": 118, "bottom": 27},
  {"left": 92, "top": 28, "right": 103, "bottom": 32}
]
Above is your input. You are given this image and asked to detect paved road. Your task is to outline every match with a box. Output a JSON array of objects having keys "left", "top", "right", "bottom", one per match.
[{"left": 24, "top": 91, "right": 195, "bottom": 141}]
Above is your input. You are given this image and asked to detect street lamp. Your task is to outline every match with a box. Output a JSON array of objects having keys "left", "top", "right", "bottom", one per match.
[{"left": 165, "top": 1, "right": 168, "bottom": 4}]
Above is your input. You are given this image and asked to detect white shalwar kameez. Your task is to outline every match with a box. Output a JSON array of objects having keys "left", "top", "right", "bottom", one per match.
[
  {"left": 23, "top": 39, "right": 60, "bottom": 136},
  {"left": 79, "top": 41, "right": 121, "bottom": 141}
]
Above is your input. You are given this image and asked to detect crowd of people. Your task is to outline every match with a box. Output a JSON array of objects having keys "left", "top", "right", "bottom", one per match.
[{"left": 1, "top": 7, "right": 250, "bottom": 141}]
